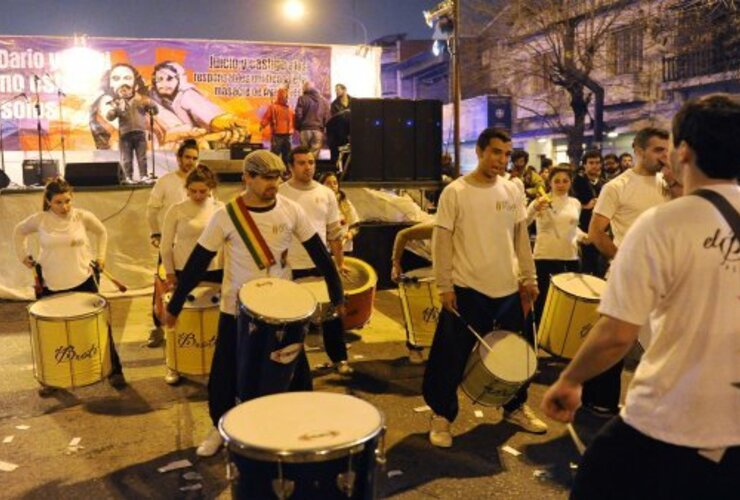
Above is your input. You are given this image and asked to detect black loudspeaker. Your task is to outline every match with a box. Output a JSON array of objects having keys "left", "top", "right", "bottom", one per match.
[
  {"left": 383, "top": 99, "right": 416, "bottom": 181},
  {"left": 347, "top": 99, "right": 384, "bottom": 181},
  {"left": 315, "top": 159, "right": 337, "bottom": 179},
  {"left": 230, "top": 142, "right": 264, "bottom": 160},
  {"left": 415, "top": 100, "right": 442, "bottom": 180},
  {"left": 0, "top": 169, "right": 10, "bottom": 189},
  {"left": 200, "top": 159, "right": 243, "bottom": 183},
  {"left": 22, "top": 159, "right": 59, "bottom": 186},
  {"left": 65, "top": 162, "right": 123, "bottom": 187}
]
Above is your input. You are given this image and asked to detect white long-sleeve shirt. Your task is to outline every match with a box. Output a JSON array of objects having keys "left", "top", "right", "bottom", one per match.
[
  {"left": 13, "top": 208, "right": 107, "bottom": 291},
  {"left": 160, "top": 197, "right": 224, "bottom": 275},
  {"left": 147, "top": 171, "right": 187, "bottom": 235},
  {"left": 526, "top": 194, "right": 585, "bottom": 261}
]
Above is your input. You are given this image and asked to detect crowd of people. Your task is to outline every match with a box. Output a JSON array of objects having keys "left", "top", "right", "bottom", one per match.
[{"left": 11, "top": 92, "right": 738, "bottom": 497}]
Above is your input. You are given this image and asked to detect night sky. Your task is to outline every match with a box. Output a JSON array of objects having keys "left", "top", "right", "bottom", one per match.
[{"left": 0, "top": 0, "right": 436, "bottom": 44}]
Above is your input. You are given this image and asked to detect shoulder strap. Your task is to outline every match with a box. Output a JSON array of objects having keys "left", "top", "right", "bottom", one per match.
[
  {"left": 692, "top": 189, "right": 740, "bottom": 236},
  {"left": 225, "top": 196, "right": 277, "bottom": 270}
]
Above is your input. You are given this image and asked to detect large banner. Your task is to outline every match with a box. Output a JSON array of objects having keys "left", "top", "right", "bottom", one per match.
[{"left": 0, "top": 36, "right": 333, "bottom": 152}]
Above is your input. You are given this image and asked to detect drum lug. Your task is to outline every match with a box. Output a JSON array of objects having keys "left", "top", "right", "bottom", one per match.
[
  {"left": 272, "top": 460, "right": 294, "bottom": 499},
  {"left": 336, "top": 470, "right": 356, "bottom": 498},
  {"left": 375, "top": 427, "right": 387, "bottom": 466},
  {"left": 276, "top": 327, "right": 285, "bottom": 343}
]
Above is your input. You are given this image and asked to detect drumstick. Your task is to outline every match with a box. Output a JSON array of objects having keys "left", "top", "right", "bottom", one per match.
[
  {"left": 449, "top": 309, "right": 493, "bottom": 354},
  {"left": 30, "top": 260, "right": 44, "bottom": 296},
  {"left": 566, "top": 423, "right": 586, "bottom": 456},
  {"left": 576, "top": 274, "right": 600, "bottom": 298},
  {"left": 101, "top": 268, "right": 128, "bottom": 293}
]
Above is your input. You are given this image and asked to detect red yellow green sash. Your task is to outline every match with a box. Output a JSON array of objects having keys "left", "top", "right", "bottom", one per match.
[{"left": 226, "top": 196, "right": 276, "bottom": 270}]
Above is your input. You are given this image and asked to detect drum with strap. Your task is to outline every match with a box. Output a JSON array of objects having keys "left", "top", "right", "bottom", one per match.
[
  {"left": 341, "top": 257, "right": 377, "bottom": 331},
  {"left": 538, "top": 273, "right": 606, "bottom": 359},
  {"left": 28, "top": 292, "right": 112, "bottom": 388},
  {"left": 461, "top": 330, "right": 537, "bottom": 407},
  {"left": 220, "top": 392, "right": 386, "bottom": 499},
  {"left": 237, "top": 278, "right": 316, "bottom": 399},
  {"left": 164, "top": 285, "right": 220, "bottom": 376},
  {"left": 398, "top": 267, "right": 441, "bottom": 347}
]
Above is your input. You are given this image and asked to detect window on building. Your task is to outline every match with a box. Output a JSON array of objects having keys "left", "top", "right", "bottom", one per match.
[{"left": 609, "top": 26, "right": 643, "bottom": 75}]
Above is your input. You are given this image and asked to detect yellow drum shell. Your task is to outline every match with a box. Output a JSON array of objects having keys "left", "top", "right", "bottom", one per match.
[
  {"left": 398, "top": 267, "right": 440, "bottom": 347},
  {"left": 165, "top": 285, "right": 220, "bottom": 376},
  {"left": 28, "top": 292, "right": 112, "bottom": 389},
  {"left": 537, "top": 273, "right": 606, "bottom": 359}
]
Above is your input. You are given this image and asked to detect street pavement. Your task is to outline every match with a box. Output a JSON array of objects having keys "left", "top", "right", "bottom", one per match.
[{"left": 0, "top": 289, "right": 629, "bottom": 499}]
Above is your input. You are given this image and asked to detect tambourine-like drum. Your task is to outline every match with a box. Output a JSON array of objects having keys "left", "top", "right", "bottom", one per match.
[
  {"left": 237, "top": 278, "right": 316, "bottom": 400},
  {"left": 295, "top": 276, "right": 335, "bottom": 325},
  {"left": 461, "top": 330, "right": 537, "bottom": 407},
  {"left": 164, "top": 285, "right": 220, "bottom": 376},
  {"left": 538, "top": 273, "right": 606, "bottom": 359},
  {"left": 398, "top": 267, "right": 440, "bottom": 347},
  {"left": 220, "top": 392, "right": 386, "bottom": 499},
  {"left": 28, "top": 292, "right": 112, "bottom": 388},
  {"left": 341, "top": 257, "right": 377, "bottom": 331}
]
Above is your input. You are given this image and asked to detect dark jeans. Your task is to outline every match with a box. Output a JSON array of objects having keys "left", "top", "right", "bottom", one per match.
[
  {"left": 120, "top": 130, "right": 148, "bottom": 179},
  {"left": 293, "top": 268, "right": 348, "bottom": 364},
  {"left": 37, "top": 273, "right": 123, "bottom": 376},
  {"left": 534, "top": 259, "right": 581, "bottom": 326},
  {"left": 209, "top": 313, "right": 312, "bottom": 427},
  {"left": 582, "top": 360, "right": 624, "bottom": 412},
  {"left": 270, "top": 134, "right": 292, "bottom": 168},
  {"left": 572, "top": 417, "right": 739, "bottom": 499},
  {"left": 580, "top": 244, "right": 607, "bottom": 279},
  {"left": 422, "top": 287, "right": 529, "bottom": 422}
]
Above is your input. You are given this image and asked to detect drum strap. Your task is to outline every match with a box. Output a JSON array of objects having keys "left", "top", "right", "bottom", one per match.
[
  {"left": 226, "top": 196, "right": 277, "bottom": 270},
  {"left": 692, "top": 189, "right": 740, "bottom": 236}
]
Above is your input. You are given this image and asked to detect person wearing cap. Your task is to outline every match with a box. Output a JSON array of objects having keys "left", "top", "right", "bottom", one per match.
[{"left": 164, "top": 150, "right": 345, "bottom": 458}]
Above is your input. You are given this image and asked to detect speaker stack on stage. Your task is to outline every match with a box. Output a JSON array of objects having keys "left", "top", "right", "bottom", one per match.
[
  {"left": 64, "top": 162, "right": 123, "bottom": 187},
  {"left": 22, "top": 159, "right": 59, "bottom": 187},
  {"left": 346, "top": 98, "right": 442, "bottom": 182}
]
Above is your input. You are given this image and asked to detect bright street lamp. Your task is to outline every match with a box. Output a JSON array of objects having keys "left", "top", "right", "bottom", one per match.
[{"left": 283, "top": 0, "right": 306, "bottom": 21}]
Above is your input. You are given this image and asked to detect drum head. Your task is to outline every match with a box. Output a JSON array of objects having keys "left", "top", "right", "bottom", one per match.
[
  {"left": 238, "top": 278, "right": 316, "bottom": 323},
  {"left": 165, "top": 285, "right": 220, "bottom": 309},
  {"left": 220, "top": 392, "right": 384, "bottom": 462},
  {"left": 551, "top": 273, "right": 606, "bottom": 300},
  {"left": 479, "top": 331, "right": 537, "bottom": 383},
  {"left": 342, "top": 257, "right": 377, "bottom": 294},
  {"left": 29, "top": 292, "right": 106, "bottom": 319},
  {"left": 295, "top": 277, "right": 330, "bottom": 305},
  {"left": 404, "top": 266, "right": 434, "bottom": 281}
]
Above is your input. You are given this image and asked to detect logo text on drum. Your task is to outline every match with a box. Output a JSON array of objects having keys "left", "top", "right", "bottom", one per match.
[
  {"left": 54, "top": 344, "right": 98, "bottom": 364},
  {"left": 177, "top": 332, "right": 216, "bottom": 348}
]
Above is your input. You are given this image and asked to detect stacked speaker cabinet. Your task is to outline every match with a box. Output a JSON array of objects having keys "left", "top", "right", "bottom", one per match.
[
  {"left": 348, "top": 98, "right": 442, "bottom": 182},
  {"left": 64, "top": 162, "right": 123, "bottom": 186}
]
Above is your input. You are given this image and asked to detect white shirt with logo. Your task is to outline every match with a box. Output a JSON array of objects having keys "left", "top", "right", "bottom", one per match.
[
  {"left": 278, "top": 181, "right": 341, "bottom": 271},
  {"left": 197, "top": 194, "right": 315, "bottom": 315},
  {"left": 147, "top": 171, "right": 187, "bottom": 233},
  {"left": 435, "top": 175, "right": 527, "bottom": 298},
  {"left": 599, "top": 184, "right": 740, "bottom": 448}
]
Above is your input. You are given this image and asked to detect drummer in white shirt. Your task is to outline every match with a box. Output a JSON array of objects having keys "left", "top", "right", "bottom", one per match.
[
  {"left": 543, "top": 93, "right": 739, "bottom": 499},
  {"left": 526, "top": 164, "right": 590, "bottom": 322},
  {"left": 159, "top": 164, "right": 224, "bottom": 384},
  {"left": 13, "top": 178, "right": 125, "bottom": 394}
]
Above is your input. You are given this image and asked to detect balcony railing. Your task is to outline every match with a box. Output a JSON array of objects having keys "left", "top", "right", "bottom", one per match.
[{"left": 663, "top": 46, "right": 740, "bottom": 82}]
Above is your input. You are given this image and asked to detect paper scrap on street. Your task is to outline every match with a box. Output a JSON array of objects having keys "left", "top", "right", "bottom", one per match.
[
  {"left": 533, "top": 469, "right": 552, "bottom": 479},
  {"left": 179, "top": 484, "right": 202, "bottom": 491},
  {"left": 353, "top": 354, "right": 365, "bottom": 360},
  {"left": 157, "top": 459, "right": 192, "bottom": 473},
  {"left": 15, "top": 425, "right": 30, "bottom": 431},
  {"left": 304, "top": 345, "right": 320, "bottom": 352},
  {"left": 413, "top": 405, "right": 431, "bottom": 413},
  {"left": 474, "top": 410, "right": 484, "bottom": 418},
  {"left": 502, "top": 445, "right": 521, "bottom": 456},
  {"left": 68, "top": 437, "right": 82, "bottom": 447},
  {"left": 3, "top": 436, "right": 14, "bottom": 444},
  {"left": 387, "top": 470, "right": 403, "bottom": 478},
  {"left": 0, "top": 460, "right": 19, "bottom": 472},
  {"left": 183, "top": 471, "right": 203, "bottom": 481}
]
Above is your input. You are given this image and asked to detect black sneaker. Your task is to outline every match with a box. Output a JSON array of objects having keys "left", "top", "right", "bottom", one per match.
[
  {"left": 581, "top": 403, "right": 618, "bottom": 418},
  {"left": 146, "top": 327, "right": 164, "bottom": 348},
  {"left": 109, "top": 373, "right": 127, "bottom": 389}
]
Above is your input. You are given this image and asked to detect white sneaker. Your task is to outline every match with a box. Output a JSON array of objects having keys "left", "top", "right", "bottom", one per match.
[
  {"left": 408, "top": 349, "right": 424, "bottom": 365},
  {"left": 164, "top": 368, "right": 180, "bottom": 385},
  {"left": 429, "top": 415, "right": 453, "bottom": 448},
  {"left": 196, "top": 429, "right": 224, "bottom": 457},
  {"left": 336, "top": 361, "right": 354, "bottom": 375},
  {"left": 504, "top": 404, "right": 548, "bottom": 434}
]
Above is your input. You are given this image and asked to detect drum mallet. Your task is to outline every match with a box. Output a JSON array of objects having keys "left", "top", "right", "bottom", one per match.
[
  {"left": 449, "top": 309, "right": 493, "bottom": 354},
  {"left": 91, "top": 262, "right": 128, "bottom": 293},
  {"left": 566, "top": 423, "right": 586, "bottom": 456}
]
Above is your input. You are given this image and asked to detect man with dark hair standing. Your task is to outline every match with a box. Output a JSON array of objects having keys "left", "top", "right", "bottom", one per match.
[
  {"left": 423, "top": 127, "right": 547, "bottom": 448},
  {"left": 572, "top": 150, "right": 605, "bottom": 277},
  {"left": 295, "top": 81, "right": 330, "bottom": 158},
  {"left": 618, "top": 152, "right": 633, "bottom": 172},
  {"left": 583, "top": 127, "right": 681, "bottom": 415},
  {"left": 543, "top": 94, "right": 739, "bottom": 498},
  {"left": 602, "top": 153, "right": 621, "bottom": 182},
  {"left": 508, "top": 149, "right": 528, "bottom": 196}
]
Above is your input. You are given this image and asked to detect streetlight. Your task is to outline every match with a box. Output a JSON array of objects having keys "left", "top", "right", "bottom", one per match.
[{"left": 283, "top": 0, "right": 306, "bottom": 21}]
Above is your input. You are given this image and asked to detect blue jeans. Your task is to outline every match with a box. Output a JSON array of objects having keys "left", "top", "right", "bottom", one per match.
[{"left": 120, "top": 130, "right": 148, "bottom": 180}]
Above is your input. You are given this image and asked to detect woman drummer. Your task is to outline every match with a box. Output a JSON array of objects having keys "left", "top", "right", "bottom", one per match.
[
  {"left": 526, "top": 164, "right": 590, "bottom": 322},
  {"left": 13, "top": 178, "right": 125, "bottom": 395},
  {"left": 159, "top": 164, "right": 224, "bottom": 384},
  {"left": 319, "top": 171, "right": 359, "bottom": 254}
]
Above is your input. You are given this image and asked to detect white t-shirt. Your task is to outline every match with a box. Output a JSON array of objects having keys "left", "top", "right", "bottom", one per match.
[
  {"left": 147, "top": 171, "right": 187, "bottom": 233},
  {"left": 13, "top": 208, "right": 107, "bottom": 291},
  {"left": 278, "top": 181, "right": 341, "bottom": 271},
  {"left": 160, "top": 197, "right": 224, "bottom": 274},
  {"left": 599, "top": 184, "right": 740, "bottom": 448},
  {"left": 593, "top": 169, "right": 669, "bottom": 247},
  {"left": 527, "top": 195, "right": 583, "bottom": 261},
  {"left": 435, "top": 175, "right": 527, "bottom": 298},
  {"left": 197, "top": 194, "right": 316, "bottom": 315}
]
